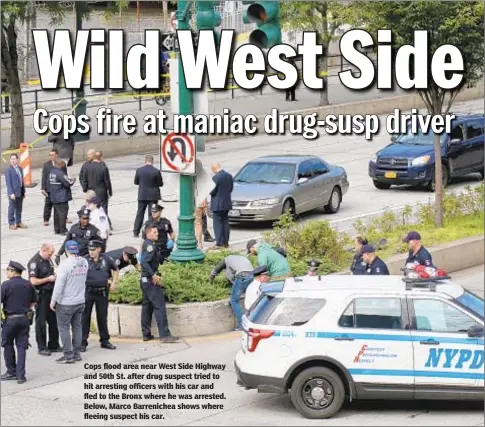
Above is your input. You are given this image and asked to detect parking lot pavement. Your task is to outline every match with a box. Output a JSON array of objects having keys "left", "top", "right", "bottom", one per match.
[
  {"left": 1, "top": 266, "right": 483, "bottom": 426},
  {"left": 1, "top": 98, "right": 483, "bottom": 273}
]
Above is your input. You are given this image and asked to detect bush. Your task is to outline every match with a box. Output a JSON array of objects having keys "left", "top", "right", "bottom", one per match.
[{"left": 114, "top": 185, "right": 483, "bottom": 305}]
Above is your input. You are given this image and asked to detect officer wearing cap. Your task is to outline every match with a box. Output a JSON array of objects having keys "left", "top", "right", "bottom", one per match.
[
  {"left": 56, "top": 209, "right": 102, "bottom": 264},
  {"left": 140, "top": 224, "right": 179, "bottom": 343},
  {"left": 403, "top": 231, "right": 434, "bottom": 268},
  {"left": 1, "top": 261, "right": 38, "bottom": 384},
  {"left": 350, "top": 236, "right": 369, "bottom": 275},
  {"left": 142, "top": 204, "right": 175, "bottom": 264},
  {"left": 361, "top": 245, "right": 390, "bottom": 275},
  {"left": 28, "top": 243, "right": 62, "bottom": 356},
  {"left": 105, "top": 246, "right": 139, "bottom": 271},
  {"left": 306, "top": 260, "right": 321, "bottom": 277},
  {"left": 81, "top": 240, "right": 118, "bottom": 352},
  {"left": 244, "top": 266, "right": 271, "bottom": 311}
]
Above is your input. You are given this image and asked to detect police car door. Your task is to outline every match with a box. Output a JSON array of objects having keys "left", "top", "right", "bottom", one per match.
[
  {"left": 336, "top": 295, "right": 414, "bottom": 397},
  {"left": 408, "top": 296, "right": 483, "bottom": 393}
]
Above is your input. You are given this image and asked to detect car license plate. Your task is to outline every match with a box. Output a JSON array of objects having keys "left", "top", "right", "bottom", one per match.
[
  {"left": 229, "top": 209, "right": 241, "bottom": 217},
  {"left": 385, "top": 171, "right": 397, "bottom": 179}
]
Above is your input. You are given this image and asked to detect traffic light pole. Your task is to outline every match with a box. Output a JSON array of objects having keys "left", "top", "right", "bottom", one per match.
[{"left": 169, "top": 0, "right": 205, "bottom": 263}]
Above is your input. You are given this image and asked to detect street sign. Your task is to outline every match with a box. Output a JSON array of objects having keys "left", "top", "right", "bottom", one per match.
[
  {"left": 162, "top": 33, "right": 175, "bottom": 51},
  {"left": 161, "top": 132, "right": 196, "bottom": 175}
]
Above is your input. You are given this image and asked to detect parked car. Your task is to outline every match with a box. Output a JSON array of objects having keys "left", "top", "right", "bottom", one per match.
[
  {"left": 368, "top": 114, "right": 484, "bottom": 191},
  {"left": 227, "top": 155, "right": 349, "bottom": 222}
]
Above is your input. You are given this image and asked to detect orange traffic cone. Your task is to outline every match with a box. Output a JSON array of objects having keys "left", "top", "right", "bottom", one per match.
[{"left": 19, "top": 143, "right": 37, "bottom": 188}]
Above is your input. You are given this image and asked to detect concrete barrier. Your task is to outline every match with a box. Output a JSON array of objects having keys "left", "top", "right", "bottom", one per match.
[
  {"left": 5, "top": 82, "right": 483, "bottom": 173},
  {"left": 104, "top": 234, "right": 483, "bottom": 339}
]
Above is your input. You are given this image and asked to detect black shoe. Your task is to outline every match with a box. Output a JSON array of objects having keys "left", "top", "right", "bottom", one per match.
[
  {"left": 204, "top": 236, "right": 215, "bottom": 243},
  {"left": 101, "top": 342, "right": 116, "bottom": 350},
  {"left": 80, "top": 346, "right": 87, "bottom": 353},
  {"left": 38, "top": 349, "right": 51, "bottom": 356},
  {"left": 1, "top": 373, "right": 16, "bottom": 381},
  {"left": 143, "top": 335, "right": 154, "bottom": 342},
  {"left": 133, "top": 233, "right": 139, "bottom": 238},
  {"left": 74, "top": 354, "right": 82, "bottom": 362},
  {"left": 49, "top": 347, "right": 63, "bottom": 353},
  {"left": 17, "top": 378, "right": 27, "bottom": 384},
  {"left": 60, "top": 232, "right": 67, "bottom": 236},
  {"left": 56, "top": 356, "right": 75, "bottom": 364},
  {"left": 159, "top": 335, "right": 180, "bottom": 343}
]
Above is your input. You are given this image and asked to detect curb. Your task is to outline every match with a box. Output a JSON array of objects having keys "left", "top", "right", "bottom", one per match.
[
  {"left": 3, "top": 82, "right": 483, "bottom": 173},
  {"left": 100, "top": 234, "right": 484, "bottom": 339}
]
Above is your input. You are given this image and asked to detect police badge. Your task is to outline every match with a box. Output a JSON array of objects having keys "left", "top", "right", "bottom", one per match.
[
  {"left": 115, "top": 259, "right": 121, "bottom": 266},
  {"left": 147, "top": 245, "right": 154, "bottom": 252},
  {"left": 86, "top": 230, "right": 91, "bottom": 236},
  {"left": 30, "top": 263, "right": 36, "bottom": 269}
]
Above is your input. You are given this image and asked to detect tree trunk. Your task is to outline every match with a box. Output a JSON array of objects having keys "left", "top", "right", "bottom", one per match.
[
  {"left": 318, "top": 4, "right": 329, "bottom": 107},
  {"left": 9, "top": 81, "right": 24, "bottom": 149},
  {"left": 433, "top": 132, "right": 444, "bottom": 227},
  {"left": 319, "top": 53, "right": 329, "bottom": 106}
]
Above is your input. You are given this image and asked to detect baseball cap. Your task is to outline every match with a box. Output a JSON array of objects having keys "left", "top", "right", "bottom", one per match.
[
  {"left": 361, "top": 245, "right": 376, "bottom": 254},
  {"left": 246, "top": 239, "right": 257, "bottom": 254},
  {"left": 65, "top": 240, "right": 80, "bottom": 254},
  {"left": 403, "top": 231, "right": 421, "bottom": 243}
]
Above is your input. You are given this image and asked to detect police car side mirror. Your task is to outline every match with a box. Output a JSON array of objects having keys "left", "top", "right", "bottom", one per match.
[
  {"left": 467, "top": 324, "right": 484, "bottom": 338},
  {"left": 449, "top": 138, "right": 461, "bottom": 146}
]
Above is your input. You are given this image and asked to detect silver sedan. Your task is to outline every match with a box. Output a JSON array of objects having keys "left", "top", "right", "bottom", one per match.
[{"left": 227, "top": 155, "right": 350, "bottom": 222}]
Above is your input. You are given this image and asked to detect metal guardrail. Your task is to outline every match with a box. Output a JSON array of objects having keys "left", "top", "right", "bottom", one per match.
[{"left": 0, "top": 51, "right": 375, "bottom": 121}]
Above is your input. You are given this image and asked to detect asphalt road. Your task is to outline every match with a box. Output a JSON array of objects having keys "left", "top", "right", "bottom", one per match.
[
  {"left": 0, "top": 71, "right": 406, "bottom": 150},
  {"left": 1, "top": 265, "right": 483, "bottom": 426},
  {"left": 1, "top": 98, "right": 483, "bottom": 271}
]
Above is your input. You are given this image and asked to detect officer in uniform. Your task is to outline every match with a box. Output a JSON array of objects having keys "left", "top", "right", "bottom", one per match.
[
  {"left": 350, "top": 236, "right": 368, "bottom": 275},
  {"left": 1, "top": 261, "right": 38, "bottom": 384},
  {"left": 361, "top": 245, "right": 390, "bottom": 275},
  {"left": 105, "top": 246, "right": 139, "bottom": 271},
  {"left": 142, "top": 204, "right": 175, "bottom": 264},
  {"left": 28, "top": 243, "right": 63, "bottom": 356},
  {"left": 81, "top": 240, "right": 118, "bottom": 352},
  {"left": 306, "top": 260, "right": 321, "bottom": 277},
  {"left": 403, "top": 231, "right": 434, "bottom": 268},
  {"left": 56, "top": 209, "right": 102, "bottom": 264},
  {"left": 140, "top": 224, "right": 179, "bottom": 343}
]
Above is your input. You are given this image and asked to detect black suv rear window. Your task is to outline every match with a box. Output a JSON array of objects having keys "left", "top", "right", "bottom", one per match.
[{"left": 248, "top": 296, "right": 326, "bottom": 326}]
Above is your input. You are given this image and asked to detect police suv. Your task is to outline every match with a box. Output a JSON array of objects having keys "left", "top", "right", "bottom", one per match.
[{"left": 234, "top": 275, "right": 484, "bottom": 419}]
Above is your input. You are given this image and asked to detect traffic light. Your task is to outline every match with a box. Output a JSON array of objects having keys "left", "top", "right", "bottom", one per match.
[
  {"left": 242, "top": 1, "right": 282, "bottom": 49},
  {"left": 196, "top": 1, "right": 221, "bottom": 29}
]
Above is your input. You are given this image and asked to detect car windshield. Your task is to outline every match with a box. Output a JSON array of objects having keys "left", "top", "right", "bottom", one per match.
[
  {"left": 235, "top": 162, "right": 295, "bottom": 184},
  {"left": 456, "top": 291, "right": 484, "bottom": 318},
  {"left": 396, "top": 128, "right": 448, "bottom": 145}
]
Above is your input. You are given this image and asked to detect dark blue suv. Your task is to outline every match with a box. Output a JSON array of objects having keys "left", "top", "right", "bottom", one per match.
[{"left": 369, "top": 114, "right": 484, "bottom": 191}]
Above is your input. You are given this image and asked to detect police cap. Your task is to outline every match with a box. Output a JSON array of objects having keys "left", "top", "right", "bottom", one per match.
[
  {"left": 78, "top": 208, "right": 90, "bottom": 218},
  {"left": 361, "top": 245, "right": 376, "bottom": 254},
  {"left": 403, "top": 231, "right": 421, "bottom": 242},
  {"left": 7, "top": 260, "right": 25, "bottom": 273},
  {"left": 307, "top": 259, "right": 321, "bottom": 270},
  {"left": 123, "top": 246, "right": 138, "bottom": 257},
  {"left": 151, "top": 204, "right": 163, "bottom": 212},
  {"left": 88, "top": 240, "right": 103, "bottom": 250},
  {"left": 252, "top": 265, "right": 269, "bottom": 277}
]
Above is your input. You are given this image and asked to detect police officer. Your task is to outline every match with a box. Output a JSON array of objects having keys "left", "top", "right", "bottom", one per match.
[
  {"left": 105, "top": 246, "right": 139, "bottom": 271},
  {"left": 56, "top": 209, "right": 102, "bottom": 264},
  {"left": 350, "top": 236, "right": 369, "bottom": 275},
  {"left": 47, "top": 159, "right": 75, "bottom": 235},
  {"left": 81, "top": 240, "right": 118, "bottom": 352},
  {"left": 403, "top": 231, "right": 434, "bottom": 268},
  {"left": 1, "top": 261, "right": 38, "bottom": 384},
  {"left": 140, "top": 224, "right": 179, "bottom": 343},
  {"left": 142, "top": 204, "right": 175, "bottom": 264},
  {"left": 28, "top": 243, "right": 63, "bottom": 356},
  {"left": 306, "top": 260, "right": 321, "bottom": 277},
  {"left": 361, "top": 245, "right": 390, "bottom": 275}
]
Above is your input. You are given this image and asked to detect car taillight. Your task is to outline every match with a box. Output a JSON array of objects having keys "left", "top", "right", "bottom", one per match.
[
  {"left": 247, "top": 328, "right": 274, "bottom": 352},
  {"left": 418, "top": 271, "right": 430, "bottom": 278},
  {"left": 415, "top": 265, "right": 426, "bottom": 273},
  {"left": 436, "top": 269, "right": 448, "bottom": 277}
]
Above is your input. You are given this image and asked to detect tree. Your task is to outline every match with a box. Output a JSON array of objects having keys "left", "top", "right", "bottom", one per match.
[
  {"left": 280, "top": 1, "right": 345, "bottom": 106},
  {"left": 342, "top": 1, "right": 484, "bottom": 227}
]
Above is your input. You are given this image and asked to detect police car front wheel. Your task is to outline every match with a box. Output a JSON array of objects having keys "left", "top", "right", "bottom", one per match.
[{"left": 290, "top": 367, "right": 345, "bottom": 419}]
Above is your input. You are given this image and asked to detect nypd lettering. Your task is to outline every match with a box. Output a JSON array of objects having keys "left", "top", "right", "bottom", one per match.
[{"left": 425, "top": 348, "right": 484, "bottom": 370}]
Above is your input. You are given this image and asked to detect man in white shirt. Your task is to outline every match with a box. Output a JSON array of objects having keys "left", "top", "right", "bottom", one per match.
[
  {"left": 86, "top": 196, "right": 110, "bottom": 251},
  {"left": 194, "top": 159, "right": 215, "bottom": 249},
  {"left": 244, "top": 266, "right": 271, "bottom": 310}
]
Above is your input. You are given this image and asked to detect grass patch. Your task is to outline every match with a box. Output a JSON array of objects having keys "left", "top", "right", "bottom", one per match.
[{"left": 113, "top": 184, "right": 484, "bottom": 305}]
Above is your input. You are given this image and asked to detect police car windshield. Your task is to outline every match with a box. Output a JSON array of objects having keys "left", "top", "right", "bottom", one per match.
[{"left": 456, "top": 291, "right": 484, "bottom": 318}]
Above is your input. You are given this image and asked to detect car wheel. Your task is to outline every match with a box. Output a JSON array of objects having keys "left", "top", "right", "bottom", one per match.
[
  {"left": 373, "top": 180, "right": 391, "bottom": 190},
  {"left": 282, "top": 199, "right": 295, "bottom": 217},
  {"left": 290, "top": 367, "right": 346, "bottom": 419},
  {"left": 324, "top": 187, "right": 341, "bottom": 214},
  {"left": 428, "top": 165, "right": 449, "bottom": 192}
]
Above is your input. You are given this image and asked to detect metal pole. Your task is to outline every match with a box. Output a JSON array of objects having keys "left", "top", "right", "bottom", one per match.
[{"left": 169, "top": 0, "right": 205, "bottom": 263}]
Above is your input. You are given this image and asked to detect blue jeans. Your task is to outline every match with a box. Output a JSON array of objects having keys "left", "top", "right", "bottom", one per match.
[
  {"left": 8, "top": 197, "right": 23, "bottom": 226},
  {"left": 230, "top": 275, "right": 253, "bottom": 328}
]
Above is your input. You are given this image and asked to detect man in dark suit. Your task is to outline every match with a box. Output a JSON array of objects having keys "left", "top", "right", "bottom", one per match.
[
  {"left": 210, "top": 163, "right": 233, "bottom": 248},
  {"left": 5, "top": 154, "right": 27, "bottom": 230},
  {"left": 41, "top": 149, "right": 69, "bottom": 226},
  {"left": 133, "top": 155, "right": 164, "bottom": 237}
]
